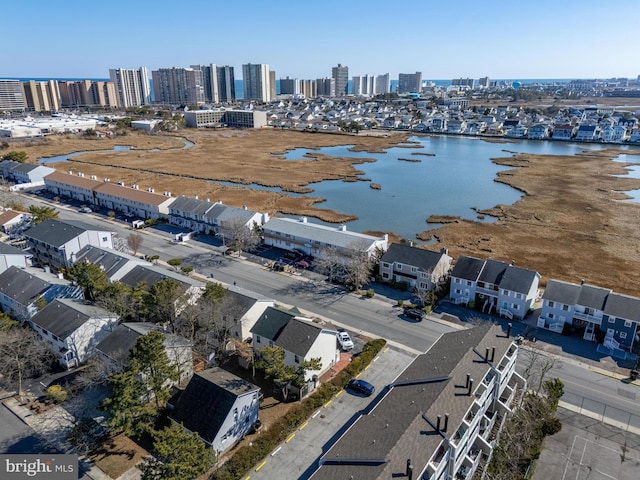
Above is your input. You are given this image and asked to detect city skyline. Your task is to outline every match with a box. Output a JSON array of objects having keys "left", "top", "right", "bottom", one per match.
[{"left": 4, "top": 0, "right": 640, "bottom": 80}]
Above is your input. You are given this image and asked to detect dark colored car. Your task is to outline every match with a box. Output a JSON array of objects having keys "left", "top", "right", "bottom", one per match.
[
  {"left": 404, "top": 308, "right": 425, "bottom": 321},
  {"left": 346, "top": 379, "right": 375, "bottom": 396}
]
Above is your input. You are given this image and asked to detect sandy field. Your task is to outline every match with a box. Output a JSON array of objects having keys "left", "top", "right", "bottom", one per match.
[{"left": 10, "top": 128, "right": 640, "bottom": 294}]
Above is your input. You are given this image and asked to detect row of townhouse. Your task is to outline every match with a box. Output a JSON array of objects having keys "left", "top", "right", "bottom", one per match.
[{"left": 310, "top": 324, "right": 524, "bottom": 480}]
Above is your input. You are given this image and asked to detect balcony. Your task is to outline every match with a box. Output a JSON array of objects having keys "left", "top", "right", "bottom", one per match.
[
  {"left": 476, "top": 285, "right": 499, "bottom": 297},
  {"left": 573, "top": 311, "right": 603, "bottom": 325}
]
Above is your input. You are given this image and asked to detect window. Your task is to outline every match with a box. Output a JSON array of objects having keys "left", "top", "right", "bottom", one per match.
[
  {"left": 608, "top": 317, "right": 616, "bottom": 324},
  {"left": 411, "top": 267, "right": 417, "bottom": 273},
  {"left": 502, "top": 289, "right": 509, "bottom": 296},
  {"left": 419, "top": 282, "right": 427, "bottom": 289},
  {"left": 562, "top": 304, "right": 569, "bottom": 311},
  {"left": 548, "top": 301, "right": 555, "bottom": 308},
  {"left": 382, "top": 262, "right": 389, "bottom": 268},
  {"left": 466, "top": 281, "right": 472, "bottom": 286},
  {"left": 382, "top": 273, "right": 389, "bottom": 279},
  {"left": 102, "top": 237, "right": 108, "bottom": 242},
  {"left": 256, "top": 335, "right": 261, "bottom": 344},
  {"left": 620, "top": 332, "right": 627, "bottom": 339},
  {"left": 513, "top": 304, "right": 519, "bottom": 310},
  {"left": 455, "top": 289, "right": 461, "bottom": 295},
  {"left": 294, "top": 355, "right": 300, "bottom": 364},
  {"left": 397, "top": 264, "right": 402, "bottom": 271},
  {"left": 624, "top": 320, "right": 632, "bottom": 328},
  {"left": 548, "top": 313, "right": 555, "bottom": 319}
]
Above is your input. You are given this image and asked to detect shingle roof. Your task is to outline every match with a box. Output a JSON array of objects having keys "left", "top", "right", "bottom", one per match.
[
  {"left": 542, "top": 279, "right": 582, "bottom": 304},
  {"left": 30, "top": 299, "right": 111, "bottom": 339},
  {"left": 169, "top": 367, "right": 259, "bottom": 444},
  {"left": 250, "top": 306, "right": 296, "bottom": 340},
  {"left": 499, "top": 265, "right": 539, "bottom": 294},
  {"left": 0, "top": 209, "right": 28, "bottom": 226},
  {"left": 24, "top": 219, "right": 87, "bottom": 247},
  {"left": 94, "top": 182, "right": 174, "bottom": 207},
  {"left": 0, "top": 266, "right": 50, "bottom": 305},
  {"left": 45, "top": 171, "right": 103, "bottom": 190},
  {"left": 74, "top": 245, "right": 148, "bottom": 280},
  {"left": 169, "top": 196, "right": 216, "bottom": 216},
  {"left": 118, "top": 265, "right": 204, "bottom": 291},
  {"left": 275, "top": 318, "right": 323, "bottom": 357},
  {"left": 576, "top": 284, "right": 610, "bottom": 310},
  {"left": 604, "top": 292, "right": 640, "bottom": 322},
  {"left": 380, "top": 243, "right": 449, "bottom": 272},
  {"left": 0, "top": 242, "right": 26, "bottom": 255},
  {"left": 311, "top": 324, "right": 513, "bottom": 480},
  {"left": 450, "top": 255, "right": 485, "bottom": 281},
  {"left": 478, "top": 259, "right": 509, "bottom": 285},
  {"left": 11, "top": 163, "right": 38, "bottom": 174}
]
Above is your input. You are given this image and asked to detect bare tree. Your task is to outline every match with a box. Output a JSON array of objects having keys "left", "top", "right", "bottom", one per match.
[
  {"left": 314, "top": 245, "right": 344, "bottom": 284},
  {"left": 519, "top": 347, "right": 556, "bottom": 393},
  {"left": 0, "top": 327, "right": 55, "bottom": 402},
  {"left": 127, "top": 232, "right": 144, "bottom": 256},
  {"left": 222, "top": 217, "right": 260, "bottom": 253},
  {"left": 343, "top": 240, "right": 376, "bottom": 291}
]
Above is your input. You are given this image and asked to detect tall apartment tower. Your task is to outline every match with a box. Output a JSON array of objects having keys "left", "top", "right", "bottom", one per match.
[
  {"left": 353, "top": 75, "right": 376, "bottom": 96},
  {"left": 242, "top": 63, "right": 271, "bottom": 102},
  {"left": 152, "top": 67, "right": 205, "bottom": 105},
  {"left": 316, "top": 77, "right": 335, "bottom": 97},
  {"left": 331, "top": 64, "right": 349, "bottom": 96},
  {"left": 375, "top": 73, "right": 391, "bottom": 94},
  {"left": 109, "top": 67, "right": 151, "bottom": 107},
  {"left": 452, "top": 78, "right": 476, "bottom": 89},
  {"left": 215, "top": 65, "right": 235, "bottom": 103},
  {"left": 269, "top": 70, "right": 276, "bottom": 99},
  {"left": 478, "top": 76, "right": 490, "bottom": 88},
  {"left": 22, "top": 80, "right": 61, "bottom": 112},
  {"left": 280, "top": 77, "right": 298, "bottom": 95},
  {"left": 0, "top": 80, "right": 26, "bottom": 111},
  {"left": 398, "top": 72, "right": 422, "bottom": 93}
]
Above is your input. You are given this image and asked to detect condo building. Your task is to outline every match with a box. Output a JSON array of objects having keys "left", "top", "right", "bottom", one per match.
[
  {"left": 332, "top": 64, "right": 349, "bottom": 96},
  {"left": 0, "top": 80, "right": 26, "bottom": 111},
  {"left": 398, "top": 72, "right": 422, "bottom": 93},
  {"left": 242, "top": 63, "right": 272, "bottom": 102},
  {"left": 22, "top": 80, "right": 61, "bottom": 112},
  {"left": 375, "top": 73, "right": 391, "bottom": 94},
  {"left": 109, "top": 67, "right": 151, "bottom": 108},
  {"left": 152, "top": 67, "right": 205, "bottom": 105}
]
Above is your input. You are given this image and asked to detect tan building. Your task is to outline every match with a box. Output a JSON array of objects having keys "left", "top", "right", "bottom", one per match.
[
  {"left": 58, "top": 80, "right": 119, "bottom": 108},
  {"left": 22, "top": 80, "right": 61, "bottom": 112},
  {"left": 0, "top": 80, "right": 26, "bottom": 111}
]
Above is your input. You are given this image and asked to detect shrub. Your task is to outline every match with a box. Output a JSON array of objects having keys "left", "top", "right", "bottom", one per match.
[
  {"left": 365, "top": 289, "right": 375, "bottom": 298},
  {"left": 46, "top": 385, "right": 67, "bottom": 404}
]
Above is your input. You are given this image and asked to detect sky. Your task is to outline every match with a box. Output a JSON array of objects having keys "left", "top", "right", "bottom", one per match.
[{"left": 4, "top": 0, "right": 639, "bottom": 81}]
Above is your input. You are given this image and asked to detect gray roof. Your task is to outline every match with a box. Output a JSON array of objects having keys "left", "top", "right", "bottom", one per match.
[
  {"left": 499, "top": 265, "right": 539, "bottom": 294},
  {"left": 11, "top": 163, "right": 38, "bottom": 174},
  {"left": 170, "top": 367, "right": 259, "bottom": 444},
  {"left": 450, "top": 255, "right": 485, "bottom": 281},
  {"left": 576, "top": 284, "right": 610, "bottom": 310},
  {"left": 74, "top": 245, "right": 148, "bottom": 280},
  {"left": 96, "top": 322, "right": 190, "bottom": 366},
  {"left": 24, "top": 219, "right": 87, "bottom": 247},
  {"left": 0, "top": 242, "right": 27, "bottom": 255},
  {"left": 0, "top": 266, "right": 50, "bottom": 305},
  {"left": 275, "top": 318, "right": 323, "bottom": 357},
  {"left": 604, "top": 293, "right": 640, "bottom": 322},
  {"left": 380, "top": 243, "right": 449, "bottom": 271},
  {"left": 478, "top": 259, "right": 509, "bottom": 285},
  {"left": 250, "top": 306, "right": 296, "bottom": 340},
  {"left": 542, "top": 279, "right": 582, "bottom": 304},
  {"left": 169, "top": 196, "right": 215, "bottom": 216},
  {"left": 311, "top": 324, "right": 513, "bottom": 480},
  {"left": 118, "top": 264, "right": 204, "bottom": 291},
  {"left": 263, "top": 217, "right": 385, "bottom": 250},
  {"left": 30, "top": 299, "right": 112, "bottom": 339}
]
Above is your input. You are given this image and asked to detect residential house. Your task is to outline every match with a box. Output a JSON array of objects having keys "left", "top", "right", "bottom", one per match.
[
  {"left": 551, "top": 124, "right": 576, "bottom": 140},
  {"left": 9, "top": 163, "right": 55, "bottom": 185},
  {"left": 538, "top": 280, "right": 639, "bottom": 354},
  {"left": 44, "top": 171, "right": 103, "bottom": 204},
  {"left": 575, "top": 125, "right": 600, "bottom": 142},
  {"left": 73, "top": 245, "right": 151, "bottom": 282},
  {"left": 118, "top": 264, "right": 205, "bottom": 315},
  {"left": 220, "top": 285, "right": 275, "bottom": 341},
  {"left": 93, "top": 181, "right": 175, "bottom": 219},
  {"left": 527, "top": 124, "right": 550, "bottom": 139},
  {"left": 202, "top": 202, "right": 268, "bottom": 236},
  {"left": 251, "top": 306, "right": 340, "bottom": 383},
  {"left": 96, "top": 322, "right": 193, "bottom": 383},
  {"left": 379, "top": 244, "right": 452, "bottom": 293},
  {"left": 0, "top": 242, "right": 30, "bottom": 273},
  {"left": 309, "top": 324, "right": 525, "bottom": 480},
  {"left": 29, "top": 298, "right": 118, "bottom": 369},
  {"left": 0, "top": 266, "right": 83, "bottom": 321},
  {"left": 263, "top": 217, "right": 388, "bottom": 263},
  {"left": 449, "top": 256, "right": 540, "bottom": 319},
  {"left": 24, "top": 219, "right": 114, "bottom": 268},
  {"left": 601, "top": 125, "right": 627, "bottom": 143},
  {"left": 169, "top": 367, "right": 260, "bottom": 456},
  {"left": 0, "top": 209, "right": 31, "bottom": 234}
]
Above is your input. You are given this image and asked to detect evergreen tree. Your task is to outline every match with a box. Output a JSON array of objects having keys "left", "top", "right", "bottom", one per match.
[{"left": 68, "top": 262, "right": 109, "bottom": 301}]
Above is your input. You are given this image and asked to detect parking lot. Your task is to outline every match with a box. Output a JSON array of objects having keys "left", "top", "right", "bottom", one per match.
[{"left": 241, "top": 346, "right": 416, "bottom": 480}]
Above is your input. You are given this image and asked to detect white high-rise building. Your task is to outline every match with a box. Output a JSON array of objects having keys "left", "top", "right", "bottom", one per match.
[
  {"left": 109, "top": 67, "right": 151, "bottom": 107},
  {"left": 0, "top": 80, "right": 26, "bottom": 111},
  {"left": 242, "top": 63, "right": 271, "bottom": 102},
  {"left": 352, "top": 75, "right": 376, "bottom": 96}
]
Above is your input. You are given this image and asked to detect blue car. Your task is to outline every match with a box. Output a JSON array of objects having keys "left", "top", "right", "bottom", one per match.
[{"left": 347, "top": 379, "right": 375, "bottom": 396}]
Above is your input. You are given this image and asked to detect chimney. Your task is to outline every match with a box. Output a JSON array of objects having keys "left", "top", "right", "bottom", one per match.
[
  {"left": 444, "top": 413, "right": 449, "bottom": 432},
  {"left": 466, "top": 373, "right": 470, "bottom": 389},
  {"left": 507, "top": 322, "right": 512, "bottom": 338},
  {"left": 491, "top": 346, "right": 496, "bottom": 362},
  {"left": 440, "top": 247, "right": 448, "bottom": 255},
  {"left": 406, "top": 459, "right": 413, "bottom": 480},
  {"left": 468, "top": 379, "right": 474, "bottom": 396},
  {"left": 436, "top": 415, "right": 441, "bottom": 432},
  {"left": 485, "top": 347, "right": 489, "bottom": 362},
  {"left": 194, "top": 195, "right": 198, "bottom": 199},
  {"left": 581, "top": 278, "right": 585, "bottom": 285}
]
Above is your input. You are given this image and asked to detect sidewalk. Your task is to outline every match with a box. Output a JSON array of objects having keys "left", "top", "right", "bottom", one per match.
[{"left": 2, "top": 396, "right": 113, "bottom": 480}]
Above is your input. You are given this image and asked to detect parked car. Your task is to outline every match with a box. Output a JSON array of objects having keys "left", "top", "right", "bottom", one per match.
[
  {"left": 346, "top": 378, "right": 375, "bottom": 396},
  {"left": 337, "top": 328, "right": 354, "bottom": 351},
  {"left": 404, "top": 308, "right": 425, "bottom": 321},
  {"left": 79, "top": 207, "right": 92, "bottom": 213},
  {"left": 295, "top": 259, "right": 311, "bottom": 269}
]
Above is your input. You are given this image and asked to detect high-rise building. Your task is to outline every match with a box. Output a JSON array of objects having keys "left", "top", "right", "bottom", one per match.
[
  {"left": 242, "top": 63, "right": 271, "bottom": 102},
  {"left": 299, "top": 80, "right": 317, "bottom": 98},
  {"left": 152, "top": 67, "right": 205, "bottom": 105},
  {"left": 109, "top": 67, "right": 151, "bottom": 108},
  {"left": 332, "top": 64, "right": 349, "bottom": 96},
  {"left": 269, "top": 70, "right": 276, "bottom": 99},
  {"left": 452, "top": 78, "right": 476, "bottom": 89},
  {"left": 478, "top": 76, "right": 490, "bottom": 88},
  {"left": 352, "top": 75, "right": 376, "bottom": 96},
  {"left": 22, "top": 80, "right": 61, "bottom": 112},
  {"left": 57, "top": 80, "right": 118, "bottom": 108},
  {"left": 398, "top": 72, "right": 422, "bottom": 93},
  {"left": 280, "top": 77, "right": 298, "bottom": 95},
  {"left": 0, "top": 80, "right": 26, "bottom": 111},
  {"left": 375, "top": 73, "right": 391, "bottom": 95},
  {"left": 215, "top": 65, "right": 235, "bottom": 103},
  {"left": 316, "top": 78, "right": 335, "bottom": 97}
]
